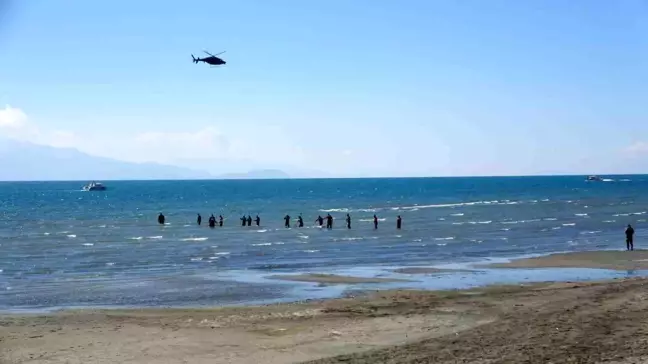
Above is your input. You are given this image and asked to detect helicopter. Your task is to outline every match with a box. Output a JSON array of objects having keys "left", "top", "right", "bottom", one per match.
[{"left": 192, "top": 51, "right": 226, "bottom": 66}]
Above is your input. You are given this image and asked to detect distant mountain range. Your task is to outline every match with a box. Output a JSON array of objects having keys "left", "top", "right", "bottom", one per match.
[{"left": 0, "top": 138, "right": 293, "bottom": 181}]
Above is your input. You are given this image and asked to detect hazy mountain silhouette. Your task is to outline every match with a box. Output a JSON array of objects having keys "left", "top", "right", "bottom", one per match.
[
  {"left": 0, "top": 138, "right": 212, "bottom": 181},
  {"left": 217, "top": 169, "right": 291, "bottom": 179}
]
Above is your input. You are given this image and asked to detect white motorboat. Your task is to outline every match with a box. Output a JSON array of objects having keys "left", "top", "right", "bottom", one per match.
[{"left": 83, "top": 181, "right": 107, "bottom": 191}]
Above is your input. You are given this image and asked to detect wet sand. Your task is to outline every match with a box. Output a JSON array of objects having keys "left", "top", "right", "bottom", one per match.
[
  {"left": 393, "top": 267, "right": 473, "bottom": 274},
  {"left": 6, "top": 277, "right": 648, "bottom": 363},
  {"left": 268, "top": 273, "right": 411, "bottom": 284},
  {"left": 486, "top": 250, "right": 648, "bottom": 270}
]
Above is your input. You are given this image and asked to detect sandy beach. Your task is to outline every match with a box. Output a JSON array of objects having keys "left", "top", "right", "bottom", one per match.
[
  {"left": 5, "top": 250, "right": 648, "bottom": 363},
  {"left": 487, "top": 249, "right": 648, "bottom": 270}
]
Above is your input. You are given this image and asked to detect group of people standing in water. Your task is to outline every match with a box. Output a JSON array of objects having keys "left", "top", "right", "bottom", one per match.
[{"left": 157, "top": 212, "right": 403, "bottom": 230}]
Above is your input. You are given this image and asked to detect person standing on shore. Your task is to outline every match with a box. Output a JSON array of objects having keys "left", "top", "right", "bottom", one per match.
[
  {"left": 158, "top": 213, "right": 165, "bottom": 225},
  {"left": 626, "top": 224, "right": 635, "bottom": 251},
  {"left": 315, "top": 215, "right": 324, "bottom": 227},
  {"left": 373, "top": 214, "right": 378, "bottom": 229},
  {"left": 326, "top": 214, "right": 333, "bottom": 229},
  {"left": 197, "top": 213, "right": 202, "bottom": 226},
  {"left": 346, "top": 214, "right": 351, "bottom": 229},
  {"left": 298, "top": 215, "right": 304, "bottom": 228},
  {"left": 255, "top": 215, "right": 261, "bottom": 226},
  {"left": 219, "top": 215, "right": 223, "bottom": 227},
  {"left": 396, "top": 215, "right": 402, "bottom": 229}
]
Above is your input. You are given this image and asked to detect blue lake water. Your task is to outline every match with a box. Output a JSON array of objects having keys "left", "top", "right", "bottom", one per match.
[{"left": 0, "top": 176, "right": 646, "bottom": 311}]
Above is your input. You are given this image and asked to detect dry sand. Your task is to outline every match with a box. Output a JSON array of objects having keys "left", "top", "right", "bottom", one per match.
[
  {"left": 486, "top": 249, "right": 648, "bottom": 270},
  {"left": 5, "top": 260, "right": 648, "bottom": 363},
  {"left": 268, "top": 273, "right": 411, "bottom": 284}
]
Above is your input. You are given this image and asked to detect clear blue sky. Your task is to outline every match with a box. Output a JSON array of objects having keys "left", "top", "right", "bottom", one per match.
[{"left": 1, "top": 0, "right": 647, "bottom": 177}]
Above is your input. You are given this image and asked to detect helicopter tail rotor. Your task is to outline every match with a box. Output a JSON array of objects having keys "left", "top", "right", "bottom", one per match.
[{"left": 191, "top": 54, "right": 198, "bottom": 64}]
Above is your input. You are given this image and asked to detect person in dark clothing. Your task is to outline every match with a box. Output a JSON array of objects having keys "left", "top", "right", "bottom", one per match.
[
  {"left": 158, "top": 213, "right": 165, "bottom": 225},
  {"left": 219, "top": 215, "right": 223, "bottom": 227},
  {"left": 298, "top": 215, "right": 304, "bottom": 228},
  {"left": 241, "top": 215, "right": 246, "bottom": 227},
  {"left": 284, "top": 214, "right": 291, "bottom": 228},
  {"left": 247, "top": 215, "right": 252, "bottom": 227},
  {"left": 315, "top": 215, "right": 324, "bottom": 227},
  {"left": 208, "top": 214, "right": 216, "bottom": 228},
  {"left": 346, "top": 214, "right": 351, "bottom": 229},
  {"left": 197, "top": 213, "right": 202, "bottom": 226},
  {"left": 373, "top": 214, "right": 378, "bottom": 229},
  {"left": 626, "top": 224, "right": 635, "bottom": 251},
  {"left": 255, "top": 215, "right": 261, "bottom": 226},
  {"left": 326, "top": 214, "right": 333, "bottom": 229},
  {"left": 396, "top": 215, "right": 402, "bottom": 229}
]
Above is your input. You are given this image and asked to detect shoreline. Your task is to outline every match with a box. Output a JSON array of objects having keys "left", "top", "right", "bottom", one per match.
[
  {"left": 4, "top": 249, "right": 647, "bottom": 314},
  {"left": 483, "top": 249, "right": 648, "bottom": 271},
  {"left": 5, "top": 277, "right": 648, "bottom": 363}
]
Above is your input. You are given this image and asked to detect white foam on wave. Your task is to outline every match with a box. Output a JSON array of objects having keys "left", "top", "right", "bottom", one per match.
[
  {"left": 580, "top": 230, "right": 602, "bottom": 235},
  {"left": 552, "top": 227, "right": 562, "bottom": 230},
  {"left": 543, "top": 217, "right": 558, "bottom": 221},
  {"left": 297, "top": 235, "right": 309, "bottom": 239},
  {"left": 181, "top": 237, "right": 208, "bottom": 242},
  {"left": 130, "top": 237, "right": 143, "bottom": 240},
  {"left": 434, "top": 237, "right": 454, "bottom": 241},
  {"left": 339, "top": 237, "right": 363, "bottom": 241},
  {"left": 275, "top": 242, "right": 285, "bottom": 245},
  {"left": 450, "top": 213, "right": 464, "bottom": 216},
  {"left": 603, "top": 220, "right": 616, "bottom": 223},
  {"left": 43, "top": 232, "right": 50, "bottom": 236},
  {"left": 452, "top": 222, "right": 464, "bottom": 225},
  {"left": 613, "top": 213, "right": 630, "bottom": 217},
  {"left": 562, "top": 223, "right": 576, "bottom": 227},
  {"left": 148, "top": 236, "right": 163, "bottom": 239},
  {"left": 541, "top": 199, "right": 550, "bottom": 202},
  {"left": 602, "top": 178, "right": 614, "bottom": 182},
  {"left": 256, "top": 229, "right": 268, "bottom": 233},
  {"left": 190, "top": 257, "right": 203, "bottom": 262},
  {"left": 252, "top": 242, "right": 272, "bottom": 246},
  {"left": 633, "top": 211, "right": 647, "bottom": 215},
  {"left": 468, "top": 220, "right": 492, "bottom": 225},
  {"left": 575, "top": 213, "right": 588, "bottom": 217},
  {"left": 412, "top": 238, "right": 423, "bottom": 242},
  {"left": 106, "top": 262, "right": 115, "bottom": 266},
  {"left": 303, "top": 250, "right": 319, "bottom": 253},
  {"left": 319, "top": 207, "right": 378, "bottom": 213},
  {"left": 82, "top": 243, "right": 93, "bottom": 246},
  {"left": 67, "top": 234, "right": 77, "bottom": 238},
  {"left": 501, "top": 228, "right": 510, "bottom": 231},
  {"left": 437, "top": 243, "right": 447, "bottom": 246},
  {"left": 359, "top": 218, "right": 387, "bottom": 222},
  {"left": 215, "top": 252, "right": 230, "bottom": 255}
]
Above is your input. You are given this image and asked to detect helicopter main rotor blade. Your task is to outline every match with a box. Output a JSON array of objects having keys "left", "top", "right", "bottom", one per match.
[
  {"left": 214, "top": 51, "right": 226, "bottom": 56},
  {"left": 203, "top": 50, "right": 215, "bottom": 57}
]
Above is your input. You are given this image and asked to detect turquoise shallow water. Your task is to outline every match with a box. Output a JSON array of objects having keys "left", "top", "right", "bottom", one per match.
[{"left": 0, "top": 176, "right": 646, "bottom": 310}]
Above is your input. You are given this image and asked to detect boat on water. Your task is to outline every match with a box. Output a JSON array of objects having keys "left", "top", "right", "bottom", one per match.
[
  {"left": 586, "top": 175, "right": 603, "bottom": 181},
  {"left": 83, "top": 181, "right": 107, "bottom": 191}
]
